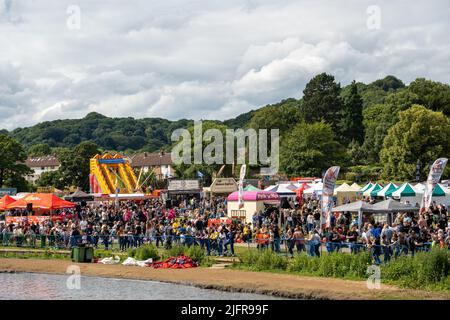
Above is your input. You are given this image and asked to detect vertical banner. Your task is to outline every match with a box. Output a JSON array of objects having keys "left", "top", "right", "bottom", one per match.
[
  {"left": 238, "top": 164, "right": 246, "bottom": 209},
  {"left": 321, "top": 166, "right": 340, "bottom": 231},
  {"left": 420, "top": 158, "right": 448, "bottom": 213}
]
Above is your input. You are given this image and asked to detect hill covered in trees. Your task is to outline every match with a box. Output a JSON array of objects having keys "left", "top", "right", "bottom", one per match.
[{"left": 2, "top": 74, "right": 450, "bottom": 183}]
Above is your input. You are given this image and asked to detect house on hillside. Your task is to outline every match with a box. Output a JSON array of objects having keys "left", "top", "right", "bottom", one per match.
[
  {"left": 129, "top": 152, "right": 175, "bottom": 180},
  {"left": 25, "top": 155, "right": 61, "bottom": 184}
]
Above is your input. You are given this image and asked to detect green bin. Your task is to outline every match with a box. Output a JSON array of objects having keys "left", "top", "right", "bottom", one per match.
[
  {"left": 71, "top": 246, "right": 89, "bottom": 262},
  {"left": 84, "top": 247, "right": 93, "bottom": 262}
]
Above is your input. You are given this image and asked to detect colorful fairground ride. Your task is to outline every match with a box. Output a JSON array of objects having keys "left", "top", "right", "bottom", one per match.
[{"left": 89, "top": 153, "right": 142, "bottom": 195}]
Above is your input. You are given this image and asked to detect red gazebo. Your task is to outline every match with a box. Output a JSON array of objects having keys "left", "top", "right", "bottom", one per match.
[
  {"left": 6, "top": 193, "right": 76, "bottom": 210},
  {"left": 0, "top": 194, "right": 16, "bottom": 210}
]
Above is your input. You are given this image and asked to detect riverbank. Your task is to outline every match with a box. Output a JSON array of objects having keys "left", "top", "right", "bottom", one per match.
[{"left": 1, "top": 258, "right": 449, "bottom": 300}]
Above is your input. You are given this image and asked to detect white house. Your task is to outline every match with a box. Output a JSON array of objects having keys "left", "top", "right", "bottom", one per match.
[
  {"left": 129, "top": 152, "right": 175, "bottom": 180},
  {"left": 25, "top": 155, "right": 61, "bottom": 183}
]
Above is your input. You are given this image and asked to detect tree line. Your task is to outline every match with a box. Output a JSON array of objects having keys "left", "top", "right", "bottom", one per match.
[{"left": 1, "top": 73, "right": 449, "bottom": 191}]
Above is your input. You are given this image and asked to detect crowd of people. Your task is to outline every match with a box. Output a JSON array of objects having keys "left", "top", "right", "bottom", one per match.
[{"left": 0, "top": 194, "right": 449, "bottom": 264}]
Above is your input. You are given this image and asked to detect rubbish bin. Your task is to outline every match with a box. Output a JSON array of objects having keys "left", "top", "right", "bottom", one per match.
[
  {"left": 84, "top": 247, "right": 93, "bottom": 262},
  {"left": 71, "top": 246, "right": 89, "bottom": 262}
]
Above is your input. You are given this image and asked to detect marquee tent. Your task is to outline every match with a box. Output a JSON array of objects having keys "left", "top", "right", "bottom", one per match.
[
  {"left": 360, "top": 182, "right": 373, "bottom": 192},
  {"left": 367, "top": 198, "right": 419, "bottom": 213},
  {"left": 391, "top": 183, "right": 423, "bottom": 205},
  {"left": 264, "top": 184, "right": 297, "bottom": 197},
  {"left": 6, "top": 193, "right": 76, "bottom": 210},
  {"left": 244, "top": 185, "right": 261, "bottom": 191},
  {"left": 333, "top": 183, "right": 358, "bottom": 205},
  {"left": 363, "top": 183, "right": 383, "bottom": 197},
  {"left": 350, "top": 183, "right": 362, "bottom": 191},
  {"left": 0, "top": 195, "right": 16, "bottom": 210},
  {"left": 64, "top": 189, "right": 94, "bottom": 202},
  {"left": 332, "top": 200, "right": 374, "bottom": 213},
  {"left": 391, "top": 183, "right": 421, "bottom": 197},
  {"left": 372, "top": 182, "right": 398, "bottom": 198},
  {"left": 303, "top": 182, "right": 323, "bottom": 196},
  {"left": 432, "top": 184, "right": 449, "bottom": 197},
  {"left": 332, "top": 200, "right": 375, "bottom": 231},
  {"left": 431, "top": 184, "right": 450, "bottom": 205}
]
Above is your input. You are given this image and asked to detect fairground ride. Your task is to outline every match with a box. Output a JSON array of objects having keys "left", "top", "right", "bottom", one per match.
[{"left": 89, "top": 153, "right": 141, "bottom": 194}]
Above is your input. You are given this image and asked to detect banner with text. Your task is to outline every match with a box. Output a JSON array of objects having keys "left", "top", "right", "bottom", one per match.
[
  {"left": 238, "top": 165, "right": 246, "bottom": 209},
  {"left": 420, "top": 158, "right": 448, "bottom": 212},
  {"left": 321, "top": 166, "right": 340, "bottom": 230}
]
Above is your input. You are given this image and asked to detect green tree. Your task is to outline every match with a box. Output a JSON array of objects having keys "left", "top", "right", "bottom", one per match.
[
  {"left": 339, "top": 80, "right": 364, "bottom": 144},
  {"left": 27, "top": 143, "right": 52, "bottom": 157},
  {"left": 280, "top": 121, "right": 346, "bottom": 177},
  {"left": 59, "top": 141, "right": 100, "bottom": 191},
  {"left": 371, "top": 75, "right": 405, "bottom": 92},
  {"left": 380, "top": 105, "right": 450, "bottom": 180},
  {"left": 362, "top": 89, "right": 421, "bottom": 163},
  {"left": 0, "top": 134, "right": 31, "bottom": 187},
  {"left": 171, "top": 121, "right": 230, "bottom": 184},
  {"left": 36, "top": 170, "right": 65, "bottom": 190},
  {"left": 408, "top": 78, "right": 450, "bottom": 116},
  {"left": 249, "top": 98, "right": 301, "bottom": 134},
  {"left": 300, "top": 73, "right": 342, "bottom": 131}
]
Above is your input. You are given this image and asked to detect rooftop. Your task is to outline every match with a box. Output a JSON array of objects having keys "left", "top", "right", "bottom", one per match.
[
  {"left": 129, "top": 152, "right": 173, "bottom": 167},
  {"left": 25, "top": 155, "right": 60, "bottom": 168}
]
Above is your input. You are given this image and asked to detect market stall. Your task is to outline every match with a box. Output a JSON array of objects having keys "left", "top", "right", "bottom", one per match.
[
  {"left": 226, "top": 190, "right": 280, "bottom": 224},
  {"left": 391, "top": 183, "right": 423, "bottom": 205},
  {"left": 303, "top": 182, "right": 323, "bottom": 198},
  {"left": 264, "top": 184, "right": 296, "bottom": 198},
  {"left": 371, "top": 182, "right": 398, "bottom": 199},
  {"left": 0, "top": 194, "right": 16, "bottom": 211},
  {"left": 64, "top": 189, "right": 94, "bottom": 203},
  {"left": 5, "top": 193, "right": 76, "bottom": 224},
  {"left": 429, "top": 184, "right": 450, "bottom": 206},
  {"left": 362, "top": 183, "right": 382, "bottom": 197},
  {"left": 332, "top": 200, "right": 375, "bottom": 231},
  {"left": 333, "top": 183, "right": 358, "bottom": 205}
]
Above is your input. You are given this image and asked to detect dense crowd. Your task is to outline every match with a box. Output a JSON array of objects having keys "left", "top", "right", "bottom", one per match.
[{"left": 0, "top": 195, "right": 449, "bottom": 264}]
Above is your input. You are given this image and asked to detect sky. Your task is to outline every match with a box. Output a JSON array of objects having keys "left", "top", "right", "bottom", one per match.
[{"left": 0, "top": 0, "right": 449, "bottom": 130}]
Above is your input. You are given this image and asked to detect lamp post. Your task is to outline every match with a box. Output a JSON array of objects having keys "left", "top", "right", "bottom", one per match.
[{"left": 416, "top": 159, "right": 421, "bottom": 182}]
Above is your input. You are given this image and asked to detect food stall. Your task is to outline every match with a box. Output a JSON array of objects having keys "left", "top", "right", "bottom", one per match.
[{"left": 226, "top": 190, "right": 280, "bottom": 224}]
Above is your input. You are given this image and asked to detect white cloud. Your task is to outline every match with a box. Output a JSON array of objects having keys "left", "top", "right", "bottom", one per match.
[{"left": 0, "top": 0, "right": 449, "bottom": 129}]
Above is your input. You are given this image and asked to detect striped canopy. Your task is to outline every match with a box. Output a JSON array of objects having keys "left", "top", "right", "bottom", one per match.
[
  {"left": 391, "top": 183, "right": 422, "bottom": 198},
  {"left": 433, "top": 184, "right": 450, "bottom": 197},
  {"left": 363, "top": 183, "right": 383, "bottom": 196},
  {"left": 360, "top": 182, "right": 373, "bottom": 192},
  {"left": 372, "top": 182, "right": 398, "bottom": 198}
]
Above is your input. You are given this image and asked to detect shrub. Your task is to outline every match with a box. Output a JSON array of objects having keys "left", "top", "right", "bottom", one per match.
[
  {"left": 238, "top": 250, "right": 261, "bottom": 267},
  {"left": 382, "top": 249, "right": 450, "bottom": 290},
  {"left": 134, "top": 245, "right": 160, "bottom": 261},
  {"left": 348, "top": 251, "right": 372, "bottom": 278},
  {"left": 186, "top": 245, "right": 205, "bottom": 264},
  {"left": 168, "top": 245, "right": 186, "bottom": 257},
  {"left": 254, "top": 250, "right": 288, "bottom": 271},
  {"left": 127, "top": 248, "right": 136, "bottom": 258}
]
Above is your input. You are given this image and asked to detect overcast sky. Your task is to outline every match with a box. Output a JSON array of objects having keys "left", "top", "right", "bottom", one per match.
[{"left": 0, "top": 0, "right": 449, "bottom": 129}]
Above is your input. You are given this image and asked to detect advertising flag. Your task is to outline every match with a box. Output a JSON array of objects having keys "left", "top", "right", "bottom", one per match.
[
  {"left": 321, "top": 166, "right": 340, "bottom": 230},
  {"left": 420, "top": 158, "right": 448, "bottom": 212},
  {"left": 238, "top": 165, "right": 246, "bottom": 209}
]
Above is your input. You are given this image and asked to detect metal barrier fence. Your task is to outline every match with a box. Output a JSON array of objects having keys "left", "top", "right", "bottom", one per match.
[{"left": 0, "top": 232, "right": 439, "bottom": 259}]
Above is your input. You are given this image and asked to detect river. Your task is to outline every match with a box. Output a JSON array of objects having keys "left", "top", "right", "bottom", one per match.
[{"left": 0, "top": 272, "right": 280, "bottom": 300}]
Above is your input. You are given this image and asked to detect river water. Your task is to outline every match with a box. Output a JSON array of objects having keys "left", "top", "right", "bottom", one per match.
[{"left": 0, "top": 273, "right": 280, "bottom": 300}]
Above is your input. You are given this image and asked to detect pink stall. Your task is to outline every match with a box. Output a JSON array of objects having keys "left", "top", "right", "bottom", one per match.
[{"left": 226, "top": 191, "right": 280, "bottom": 224}]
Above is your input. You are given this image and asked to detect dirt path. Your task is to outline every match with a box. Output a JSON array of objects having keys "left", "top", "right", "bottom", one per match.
[{"left": 0, "top": 258, "right": 448, "bottom": 300}]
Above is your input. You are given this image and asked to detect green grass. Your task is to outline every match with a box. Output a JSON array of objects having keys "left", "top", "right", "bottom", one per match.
[{"left": 234, "top": 248, "right": 450, "bottom": 292}]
